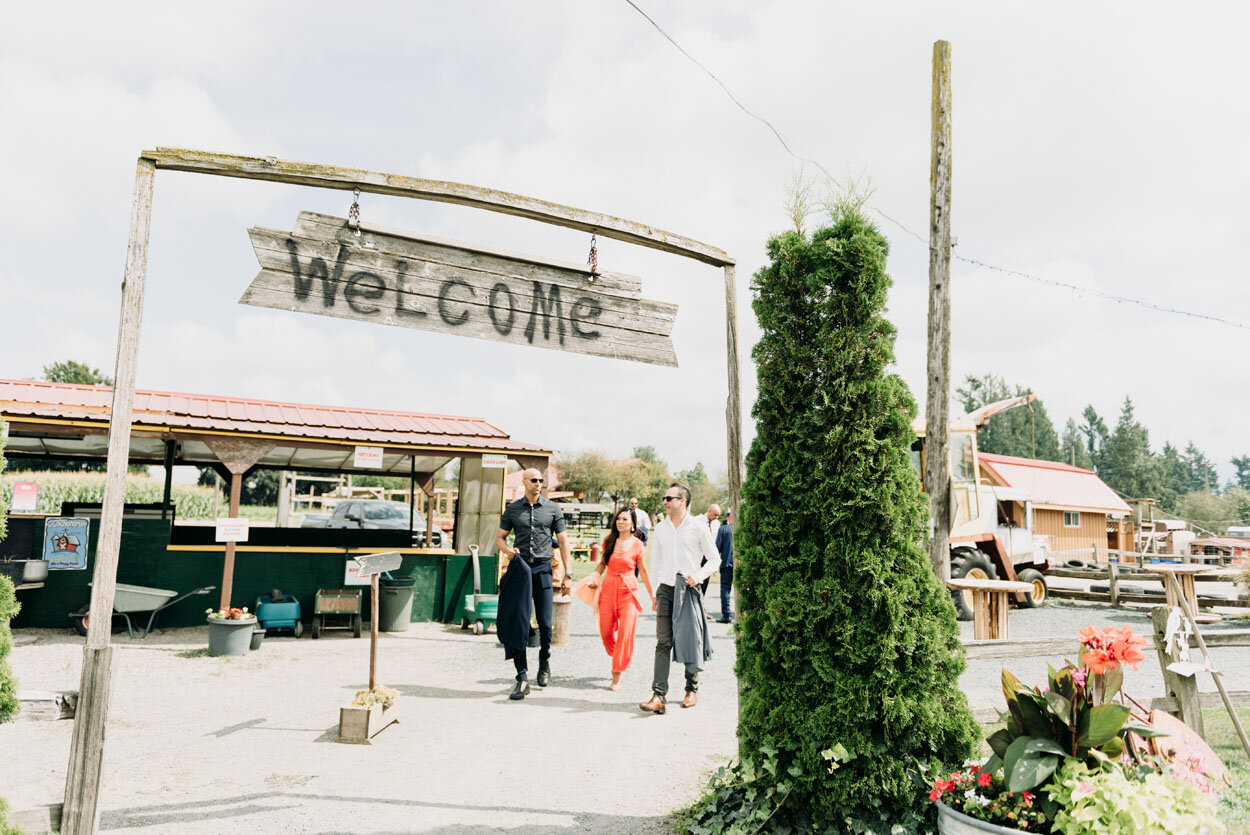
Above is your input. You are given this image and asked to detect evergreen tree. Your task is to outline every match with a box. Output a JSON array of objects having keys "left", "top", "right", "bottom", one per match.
[
  {"left": 1061, "top": 419, "right": 1094, "bottom": 469},
  {"left": 42, "top": 359, "right": 113, "bottom": 386},
  {"left": 1159, "top": 442, "right": 1187, "bottom": 510},
  {"left": 1079, "top": 405, "right": 1110, "bottom": 470},
  {"left": 955, "top": 373, "right": 1061, "bottom": 461},
  {"left": 1099, "top": 398, "right": 1162, "bottom": 500},
  {"left": 687, "top": 206, "right": 977, "bottom": 832},
  {"left": 1232, "top": 455, "right": 1250, "bottom": 491},
  {"left": 1181, "top": 443, "right": 1219, "bottom": 495}
]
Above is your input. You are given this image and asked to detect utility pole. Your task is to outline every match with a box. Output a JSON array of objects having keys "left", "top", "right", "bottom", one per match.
[{"left": 924, "top": 40, "right": 953, "bottom": 582}]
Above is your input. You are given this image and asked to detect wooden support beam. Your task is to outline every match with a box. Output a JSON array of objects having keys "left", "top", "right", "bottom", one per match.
[
  {"left": 1151, "top": 691, "right": 1250, "bottom": 713},
  {"left": 63, "top": 157, "right": 154, "bottom": 835},
  {"left": 143, "top": 147, "right": 734, "bottom": 267},
  {"left": 924, "top": 40, "right": 953, "bottom": 582},
  {"left": 724, "top": 265, "right": 743, "bottom": 519},
  {"left": 220, "top": 472, "right": 242, "bottom": 609},
  {"left": 1151, "top": 605, "right": 1203, "bottom": 735}
]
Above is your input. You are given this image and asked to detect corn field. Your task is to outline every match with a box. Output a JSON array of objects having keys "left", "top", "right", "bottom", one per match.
[{"left": 0, "top": 471, "right": 220, "bottom": 519}]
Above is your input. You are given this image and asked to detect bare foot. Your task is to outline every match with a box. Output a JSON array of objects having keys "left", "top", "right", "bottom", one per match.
[{"left": 610, "top": 673, "right": 621, "bottom": 691}]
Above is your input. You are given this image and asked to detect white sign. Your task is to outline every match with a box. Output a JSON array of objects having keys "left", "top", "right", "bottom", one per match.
[
  {"left": 11, "top": 481, "right": 38, "bottom": 513},
  {"left": 354, "top": 445, "right": 384, "bottom": 469},
  {"left": 481, "top": 453, "right": 507, "bottom": 469},
  {"left": 344, "top": 560, "right": 370, "bottom": 586},
  {"left": 215, "top": 518, "right": 250, "bottom": 542}
]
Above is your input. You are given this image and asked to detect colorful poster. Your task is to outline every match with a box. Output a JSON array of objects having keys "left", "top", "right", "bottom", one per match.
[
  {"left": 12, "top": 481, "right": 38, "bottom": 512},
  {"left": 44, "top": 517, "right": 90, "bottom": 570}
]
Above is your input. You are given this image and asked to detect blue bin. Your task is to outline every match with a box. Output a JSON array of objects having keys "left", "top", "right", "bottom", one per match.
[{"left": 254, "top": 594, "right": 303, "bottom": 635}]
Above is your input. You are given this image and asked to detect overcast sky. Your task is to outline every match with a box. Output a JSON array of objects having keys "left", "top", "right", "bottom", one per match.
[{"left": 3, "top": 2, "right": 1248, "bottom": 483}]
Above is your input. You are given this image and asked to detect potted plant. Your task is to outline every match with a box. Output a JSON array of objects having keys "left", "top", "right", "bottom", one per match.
[
  {"left": 337, "top": 685, "right": 398, "bottom": 744},
  {"left": 205, "top": 606, "right": 256, "bottom": 657},
  {"left": 931, "top": 624, "right": 1225, "bottom": 834}
]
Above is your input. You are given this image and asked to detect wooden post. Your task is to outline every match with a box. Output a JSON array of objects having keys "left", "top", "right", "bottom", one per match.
[
  {"left": 369, "top": 574, "right": 380, "bottom": 691},
  {"left": 160, "top": 440, "right": 175, "bottom": 521},
  {"left": 63, "top": 157, "right": 155, "bottom": 835},
  {"left": 924, "top": 40, "right": 953, "bottom": 581},
  {"left": 1150, "top": 606, "right": 1203, "bottom": 735},
  {"left": 1164, "top": 574, "right": 1250, "bottom": 758},
  {"left": 723, "top": 265, "right": 743, "bottom": 518},
  {"left": 219, "top": 473, "right": 242, "bottom": 609},
  {"left": 1108, "top": 561, "right": 1119, "bottom": 608}
]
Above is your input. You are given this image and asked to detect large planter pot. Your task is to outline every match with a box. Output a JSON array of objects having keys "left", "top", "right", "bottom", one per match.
[
  {"left": 936, "top": 801, "right": 1025, "bottom": 834},
  {"left": 207, "top": 616, "right": 258, "bottom": 656}
]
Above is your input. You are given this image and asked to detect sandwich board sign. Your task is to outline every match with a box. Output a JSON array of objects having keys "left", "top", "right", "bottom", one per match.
[{"left": 241, "top": 212, "right": 679, "bottom": 367}]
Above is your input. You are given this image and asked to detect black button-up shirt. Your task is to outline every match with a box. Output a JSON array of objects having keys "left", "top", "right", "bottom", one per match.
[{"left": 499, "top": 496, "right": 567, "bottom": 571}]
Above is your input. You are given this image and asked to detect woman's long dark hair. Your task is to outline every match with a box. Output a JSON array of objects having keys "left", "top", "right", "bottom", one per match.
[{"left": 601, "top": 508, "right": 637, "bottom": 568}]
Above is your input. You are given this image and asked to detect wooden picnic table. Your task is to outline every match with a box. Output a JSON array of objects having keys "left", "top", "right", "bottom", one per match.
[
  {"left": 946, "top": 578, "right": 1033, "bottom": 641},
  {"left": 1142, "top": 563, "right": 1222, "bottom": 624}
]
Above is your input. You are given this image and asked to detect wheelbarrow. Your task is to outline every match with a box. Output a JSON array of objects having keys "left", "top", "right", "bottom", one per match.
[
  {"left": 71, "top": 583, "right": 217, "bottom": 638},
  {"left": 311, "top": 587, "right": 362, "bottom": 639},
  {"left": 460, "top": 545, "right": 499, "bottom": 635}
]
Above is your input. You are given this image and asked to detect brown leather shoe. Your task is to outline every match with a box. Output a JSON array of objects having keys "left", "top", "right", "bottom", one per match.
[
  {"left": 639, "top": 695, "right": 666, "bottom": 714},
  {"left": 681, "top": 691, "right": 698, "bottom": 709}
]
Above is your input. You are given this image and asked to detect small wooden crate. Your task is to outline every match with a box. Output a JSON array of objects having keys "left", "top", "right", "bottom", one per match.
[
  {"left": 315, "top": 588, "right": 362, "bottom": 614},
  {"left": 336, "top": 702, "right": 398, "bottom": 744}
]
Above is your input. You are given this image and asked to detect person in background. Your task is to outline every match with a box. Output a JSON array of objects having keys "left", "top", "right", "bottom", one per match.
[
  {"left": 587, "top": 508, "right": 655, "bottom": 690},
  {"left": 629, "top": 497, "right": 650, "bottom": 544},
  {"left": 714, "top": 509, "right": 734, "bottom": 623},
  {"left": 639, "top": 481, "right": 718, "bottom": 714},
  {"left": 695, "top": 504, "right": 721, "bottom": 596},
  {"left": 496, "top": 468, "right": 572, "bottom": 700}
]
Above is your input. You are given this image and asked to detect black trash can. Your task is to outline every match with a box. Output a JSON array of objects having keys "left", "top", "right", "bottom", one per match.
[{"left": 379, "top": 577, "right": 416, "bottom": 632}]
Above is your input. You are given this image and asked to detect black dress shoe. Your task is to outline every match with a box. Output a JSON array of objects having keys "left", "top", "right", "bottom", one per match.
[
  {"left": 536, "top": 665, "right": 550, "bottom": 688},
  {"left": 716, "top": 617, "right": 732, "bottom": 624},
  {"left": 510, "top": 681, "right": 530, "bottom": 700}
]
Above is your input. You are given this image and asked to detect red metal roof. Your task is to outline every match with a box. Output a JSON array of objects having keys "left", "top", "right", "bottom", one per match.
[
  {"left": 0, "top": 378, "right": 549, "bottom": 453},
  {"left": 978, "top": 453, "right": 1132, "bottom": 515}
]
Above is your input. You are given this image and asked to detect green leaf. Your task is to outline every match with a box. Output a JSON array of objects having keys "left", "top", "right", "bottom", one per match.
[
  {"left": 1004, "top": 737, "right": 1061, "bottom": 792},
  {"left": 982, "top": 753, "right": 1002, "bottom": 776},
  {"left": 1102, "top": 664, "right": 1124, "bottom": 702},
  {"left": 987, "top": 728, "right": 1014, "bottom": 758},
  {"left": 1121, "top": 721, "right": 1171, "bottom": 740},
  {"left": 1077, "top": 704, "right": 1130, "bottom": 747},
  {"left": 1002, "top": 668, "right": 1027, "bottom": 704},
  {"left": 1044, "top": 691, "right": 1073, "bottom": 727},
  {"left": 1015, "top": 693, "right": 1055, "bottom": 739},
  {"left": 1101, "top": 736, "right": 1124, "bottom": 758},
  {"left": 1052, "top": 666, "right": 1077, "bottom": 700}
]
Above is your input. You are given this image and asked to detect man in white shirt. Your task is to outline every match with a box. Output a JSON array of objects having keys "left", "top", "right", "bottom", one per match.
[
  {"left": 629, "top": 497, "right": 651, "bottom": 543},
  {"left": 639, "top": 481, "right": 719, "bottom": 714}
]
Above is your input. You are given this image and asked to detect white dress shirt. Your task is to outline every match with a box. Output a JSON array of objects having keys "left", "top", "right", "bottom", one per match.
[
  {"left": 695, "top": 514, "right": 721, "bottom": 536},
  {"left": 649, "top": 513, "right": 720, "bottom": 588},
  {"left": 634, "top": 508, "right": 652, "bottom": 531}
]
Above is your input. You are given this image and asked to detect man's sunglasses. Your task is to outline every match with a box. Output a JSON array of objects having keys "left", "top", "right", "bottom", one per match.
[
  {"left": 528, "top": 478, "right": 544, "bottom": 483},
  {"left": 662, "top": 495, "right": 682, "bottom": 502}
]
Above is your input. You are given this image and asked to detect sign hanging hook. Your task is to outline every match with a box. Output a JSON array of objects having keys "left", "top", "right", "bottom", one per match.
[
  {"left": 348, "top": 188, "right": 362, "bottom": 237},
  {"left": 586, "top": 232, "right": 599, "bottom": 282}
]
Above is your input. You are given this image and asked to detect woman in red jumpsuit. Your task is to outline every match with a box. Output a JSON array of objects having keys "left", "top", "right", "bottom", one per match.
[{"left": 588, "top": 508, "right": 655, "bottom": 690}]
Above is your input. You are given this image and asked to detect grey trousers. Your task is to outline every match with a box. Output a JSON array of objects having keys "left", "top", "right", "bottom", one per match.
[{"left": 652, "top": 584, "right": 699, "bottom": 699}]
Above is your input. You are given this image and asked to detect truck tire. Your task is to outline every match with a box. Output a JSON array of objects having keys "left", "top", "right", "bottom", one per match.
[
  {"left": 950, "top": 548, "right": 998, "bottom": 621},
  {"left": 1016, "top": 568, "right": 1049, "bottom": 608}
]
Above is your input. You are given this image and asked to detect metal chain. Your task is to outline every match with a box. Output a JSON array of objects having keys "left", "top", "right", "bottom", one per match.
[
  {"left": 348, "top": 188, "right": 362, "bottom": 237},
  {"left": 587, "top": 233, "right": 598, "bottom": 279}
]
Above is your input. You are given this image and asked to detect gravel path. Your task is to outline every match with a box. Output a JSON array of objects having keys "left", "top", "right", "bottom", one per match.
[{"left": 3, "top": 591, "right": 1247, "bottom": 833}]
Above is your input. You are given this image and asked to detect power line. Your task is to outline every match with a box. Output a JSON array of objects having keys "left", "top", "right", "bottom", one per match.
[{"left": 622, "top": 0, "right": 1250, "bottom": 333}]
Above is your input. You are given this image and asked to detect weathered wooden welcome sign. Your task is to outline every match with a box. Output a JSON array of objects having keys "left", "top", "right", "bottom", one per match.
[{"left": 241, "top": 211, "right": 679, "bottom": 366}]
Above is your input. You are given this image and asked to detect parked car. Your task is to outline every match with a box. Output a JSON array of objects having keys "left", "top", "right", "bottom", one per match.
[{"left": 301, "top": 500, "right": 448, "bottom": 547}]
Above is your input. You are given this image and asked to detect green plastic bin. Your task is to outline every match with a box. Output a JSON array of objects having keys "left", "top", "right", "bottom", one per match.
[{"left": 378, "top": 577, "right": 416, "bottom": 632}]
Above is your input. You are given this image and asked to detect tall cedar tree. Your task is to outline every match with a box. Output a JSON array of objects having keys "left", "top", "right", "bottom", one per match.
[{"left": 734, "top": 209, "right": 978, "bottom": 828}]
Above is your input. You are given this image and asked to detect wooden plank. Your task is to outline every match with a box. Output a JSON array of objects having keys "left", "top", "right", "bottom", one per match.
[
  {"left": 64, "top": 157, "right": 155, "bottom": 835},
  {"left": 1047, "top": 587, "right": 1250, "bottom": 608},
  {"left": 240, "top": 217, "right": 680, "bottom": 367},
  {"left": 16, "top": 690, "right": 78, "bottom": 721},
  {"left": 143, "top": 147, "right": 735, "bottom": 267},
  {"left": 924, "top": 40, "right": 953, "bottom": 582},
  {"left": 220, "top": 473, "right": 242, "bottom": 609},
  {"left": 12, "top": 803, "right": 62, "bottom": 835},
  {"left": 962, "top": 636, "right": 1076, "bottom": 660},
  {"left": 1151, "top": 691, "right": 1250, "bottom": 712},
  {"left": 354, "top": 551, "right": 402, "bottom": 575}
]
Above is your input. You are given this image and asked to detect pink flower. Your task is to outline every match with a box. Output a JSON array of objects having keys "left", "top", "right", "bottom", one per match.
[{"left": 1071, "top": 668, "right": 1087, "bottom": 687}]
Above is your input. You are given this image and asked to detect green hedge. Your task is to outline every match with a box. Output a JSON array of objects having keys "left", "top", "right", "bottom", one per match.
[{"left": 682, "top": 206, "right": 978, "bottom": 833}]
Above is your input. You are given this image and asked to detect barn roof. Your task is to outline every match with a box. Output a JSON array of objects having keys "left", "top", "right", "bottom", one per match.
[{"left": 978, "top": 453, "right": 1133, "bottom": 516}]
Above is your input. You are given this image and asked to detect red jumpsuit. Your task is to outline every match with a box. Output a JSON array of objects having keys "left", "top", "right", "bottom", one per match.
[{"left": 597, "top": 539, "right": 644, "bottom": 673}]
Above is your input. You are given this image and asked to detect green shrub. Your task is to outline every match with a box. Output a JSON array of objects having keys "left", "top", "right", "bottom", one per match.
[
  {"left": 1047, "top": 758, "right": 1223, "bottom": 834},
  {"left": 0, "top": 795, "right": 25, "bottom": 835},
  {"left": 684, "top": 206, "right": 978, "bottom": 833},
  {"left": 0, "top": 574, "right": 19, "bottom": 722}
]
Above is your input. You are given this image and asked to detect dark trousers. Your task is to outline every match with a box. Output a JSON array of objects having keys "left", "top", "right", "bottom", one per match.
[
  {"left": 651, "top": 584, "right": 699, "bottom": 699},
  {"left": 719, "top": 566, "right": 733, "bottom": 619},
  {"left": 513, "top": 570, "right": 553, "bottom": 681}
]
